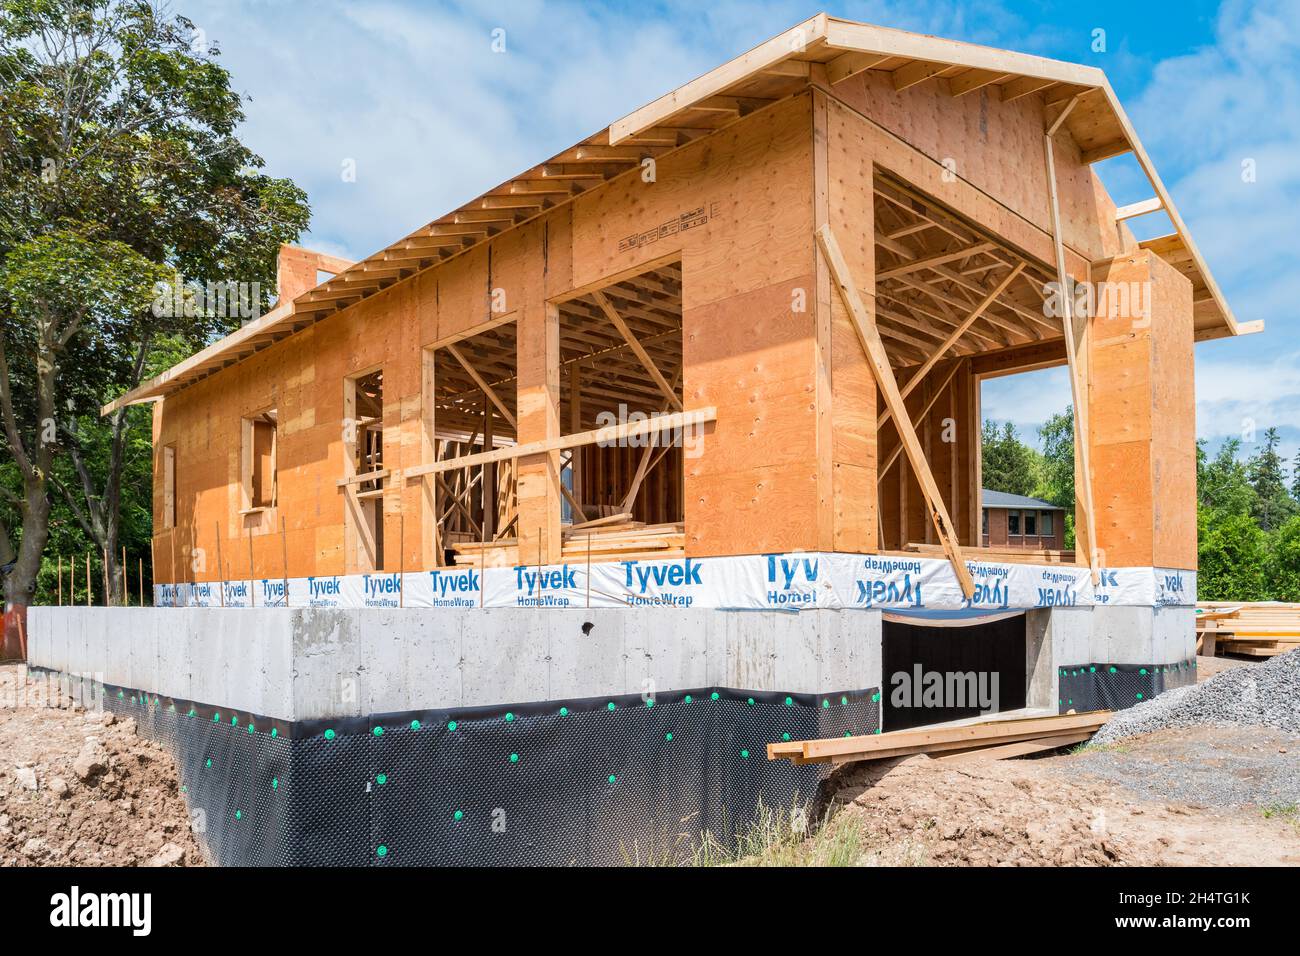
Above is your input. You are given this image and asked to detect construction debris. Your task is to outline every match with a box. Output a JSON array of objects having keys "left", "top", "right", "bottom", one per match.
[
  {"left": 1093, "top": 648, "right": 1300, "bottom": 745},
  {"left": 768, "top": 711, "right": 1109, "bottom": 767}
]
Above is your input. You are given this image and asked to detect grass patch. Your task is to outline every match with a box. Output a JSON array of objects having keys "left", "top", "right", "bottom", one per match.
[{"left": 1070, "top": 740, "right": 1131, "bottom": 756}]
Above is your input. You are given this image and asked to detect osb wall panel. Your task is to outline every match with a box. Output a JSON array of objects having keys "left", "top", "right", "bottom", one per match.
[
  {"left": 155, "top": 97, "right": 825, "bottom": 578},
  {"left": 826, "top": 71, "right": 1135, "bottom": 265},
  {"left": 1088, "top": 249, "right": 1195, "bottom": 569}
]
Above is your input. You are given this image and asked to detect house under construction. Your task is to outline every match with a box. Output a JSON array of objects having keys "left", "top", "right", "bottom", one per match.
[{"left": 31, "top": 15, "right": 1255, "bottom": 866}]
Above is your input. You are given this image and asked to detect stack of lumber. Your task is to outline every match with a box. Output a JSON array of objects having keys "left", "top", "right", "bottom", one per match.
[
  {"left": 561, "top": 518, "right": 685, "bottom": 564},
  {"left": 451, "top": 538, "right": 518, "bottom": 568},
  {"left": 1196, "top": 602, "right": 1300, "bottom": 657},
  {"left": 898, "top": 543, "right": 1076, "bottom": 565},
  {"left": 767, "top": 711, "right": 1110, "bottom": 767}
]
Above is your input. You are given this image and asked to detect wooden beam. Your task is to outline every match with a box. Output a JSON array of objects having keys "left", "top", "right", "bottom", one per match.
[
  {"left": 1114, "top": 197, "right": 1163, "bottom": 221},
  {"left": 891, "top": 60, "right": 949, "bottom": 91},
  {"left": 403, "top": 407, "right": 716, "bottom": 481},
  {"left": 826, "top": 50, "right": 891, "bottom": 85},
  {"left": 1081, "top": 139, "right": 1131, "bottom": 164},
  {"left": 1044, "top": 120, "right": 1098, "bottom": 583},
  {"left": 880, "top": 262, "right": 1026, "bottom": 431},
  {"left": 590, "top": 290, "right": 684, "bottom": 411},
  {"left": 878, "top": 358, "right": 964, "bottom": 479},
  {"left": 445, "top": 343, "right": 518, "bottom": 429},
  {"left": 876, "top": 241, "right": 995, "bottom": 281},
  {"left": 816, "top": 224, "right": 975, "bottom": 600},
  {"left": 947, "top": 68, "right": 1008, "bottom": 96}
]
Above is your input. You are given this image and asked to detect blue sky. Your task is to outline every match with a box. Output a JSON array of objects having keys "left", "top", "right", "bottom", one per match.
[{"left": 180, "top": 0, "right": 1297, "bottom": 465}]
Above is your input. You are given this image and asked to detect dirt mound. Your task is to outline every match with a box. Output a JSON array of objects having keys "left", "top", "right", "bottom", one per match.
[
  {"left": 0, "top": 665, "right": 204, "bottom": 867},
  {"left": 822, "top": 737, "right": 1300, "bottom": 866}
]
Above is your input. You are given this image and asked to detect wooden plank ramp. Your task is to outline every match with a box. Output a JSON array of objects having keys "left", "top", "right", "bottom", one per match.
[{"left": 767, "top": 711, "right": 1110, "bottom": 767}]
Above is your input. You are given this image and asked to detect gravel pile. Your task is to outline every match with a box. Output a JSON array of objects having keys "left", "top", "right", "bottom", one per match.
[{"left": 1093, "top": 648, "right": 1300, "bottom": 744}]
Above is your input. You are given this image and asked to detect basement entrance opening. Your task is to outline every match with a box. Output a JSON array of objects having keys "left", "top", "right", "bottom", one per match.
[{"left": 881, "top": 613, "right": 1027, "bottom": 732}]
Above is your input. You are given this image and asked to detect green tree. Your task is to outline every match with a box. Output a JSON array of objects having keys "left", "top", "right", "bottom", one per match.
[
  {"left": 1269, "top": 514, "right": 1300, "bottom": 603},
  {"left": 1197, "top": 438, "right": 1256, "bottom": 517},
  {"left": 1196, "top": 508, "right": 1269, "bottom": 601},
  {"left": 0, "top": 0, "right": 309, "bottom": 607},
  {"left": 1245, "top": 427, "right": 1295, "bottom": 531},
  {"left": 1035, "top": 407, "right": 1074, "bottom": 508},
  {"left": 981, "top": 420, "right": 1039, "bottom": 498}
]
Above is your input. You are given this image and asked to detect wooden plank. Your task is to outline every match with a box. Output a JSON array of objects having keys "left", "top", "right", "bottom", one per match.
[
  {"left": 590, "top": 290, "right": 683, "bottom": 412},
  {"left": 770, "top": 711, "right": 1109, "bottom": 764},
  {"left": 1114, "top": 197, "right": 1162, "bottom": 222},
  {"left": 1043, "top": 107, "right": 1098, "bottom": 585},
  {"left": 816, "top": 224, "right": 975, "bottom": 599},
  {"left": 931, "top": 730, "right": 1093, "bottom": 763},
  {"left": 403, "top": 407, "right": 716, "bottom": 480},
  {"left": 879, "top": 263, "right": 1025, "bottom": 430},
  {"left": 445, "top": 343, "right": 518, "bottom": 429}
]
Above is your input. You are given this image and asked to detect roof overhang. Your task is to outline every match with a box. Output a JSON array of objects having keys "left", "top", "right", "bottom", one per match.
[{"left": 103, "top": 13, "right": 1255, "bottom": 416}]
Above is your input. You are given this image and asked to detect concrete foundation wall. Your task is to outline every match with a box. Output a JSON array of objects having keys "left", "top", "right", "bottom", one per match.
[
  {"left": 1024, "top": 604, "right": 1194, "bottom": 710},
  {"left": 29, "top": 606, "right": 883, "bottom": 721}
]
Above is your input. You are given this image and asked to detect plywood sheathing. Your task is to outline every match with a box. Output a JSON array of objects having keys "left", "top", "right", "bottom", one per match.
[{"left": 1087, "top": 250, "right": 1196, "bottom": 569}]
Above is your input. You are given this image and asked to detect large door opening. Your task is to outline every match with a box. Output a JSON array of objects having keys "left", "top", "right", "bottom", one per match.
[{"left": 882, "top": 614, "right": 1027, "bottom": 731}]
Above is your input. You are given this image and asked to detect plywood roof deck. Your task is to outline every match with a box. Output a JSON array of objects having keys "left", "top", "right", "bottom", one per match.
[{"left": 103, "top": 12, "right": 1256, "bottom": 417}]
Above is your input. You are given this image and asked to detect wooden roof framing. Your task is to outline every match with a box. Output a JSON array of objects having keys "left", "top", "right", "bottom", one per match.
[
  {"left": 872, "top": 175, "right": 1060, "bottom": 369},
  {"left": 430, "top": 264, "right": 684, "bottom": 438},
  {"left": 102, "top": 13, "right": 1254, "bottom": 417}
]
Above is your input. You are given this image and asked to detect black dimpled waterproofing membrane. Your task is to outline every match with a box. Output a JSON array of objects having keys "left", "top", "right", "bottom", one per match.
[
  {"left": 96, "top": 683, "right": 881, "bottom": 866},
  {"left": 1056, "top": 660, "right": 1197, "bottom": 714}
]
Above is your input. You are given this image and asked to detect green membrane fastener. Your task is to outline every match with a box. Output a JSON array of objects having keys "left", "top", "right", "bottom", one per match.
[
  {"left": 247, "top": 723, "right": 255, "bottom": 734},
  {"left": 740, "top": 749, "right": 749, "bottom": 759},
  {"left": 324, "top": 729, "right": 336, "bottom": 741},
  {"left": 1136, "top": 692, "right": 1144, "bottom": 700},
  {"left": 271, "top": 777, "right": 278, "bottom": 790},
  {"left": 505, "top": 712, "right": 514, "bottom": 722},
  {"left": 213, "top": 713, "right": 220, "bottom": 723},
  {"left": 448, "top": 721, "right": 458, "bottom": 731},
  {"left": 607, "top": 702, "right": 616, "bottom": 711},
  {"left": 746, "top": 697, "right": 754, "bottom": 706},
  {"left": 376, "top": 774, "right": 387, "bottom": 785},
  {"left": 231, "top": 715, "right": 238, "bottom": 726},
  {"left": 822, "top": 699, "right": 830, "bottom": 709},
  {"left": 235, "top": 810, "right": 242, "bottom": 821},
  {"left": 684, "top": 695, "right": 693, "bottom": 703},
  {"left": 782, "top": 733, "right": 790, "bottom": 742},
  {"left": 608, "top": 774, "right": 616, "bottom": 784},
  {"left": 1139, "top": 668, "right": 1148, "bottom": 676},
  {"left": 665, "top": 733, "right": 673, "bottom": 742},
  {"left": 710, "top": 693, "right": 719, "bottom": 701},
  {"left": 270, "top": 728, "right": 278, "bottom": 738},
  {"left": 454, "top": 810, "right": 463, "bottom": 821},
  {"left": 645, "top": 699, "right": 654, "bottom": 708},
  {"left": 841, "top": 696, "right": 848, "bottom": 705},
  {"left": 205, "top": 758, "right": 212, "bottom": 769},
  {"left": 376, "top": 845, "right": 388, "bottom": 858},
  {"left": 784, "top": 696, "right": 793, "bottom": 706},
  {"left": 871, "top": 692, "right": 880, "bottom": 703},
  {"left": 410, "top": 720, "right": 421, "bottom": 730},
  {"left": 1109, "top": 667, "right": 1117, "bottom": 673},
  {"left": 373, "top": 726, "right": 384, "bottom": 737},
  {"left": 509, "top": 753, "right": 519, "bottom": 763},
  {"left": 559, "top": 707, "right": 568, "bottom": 717}
]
